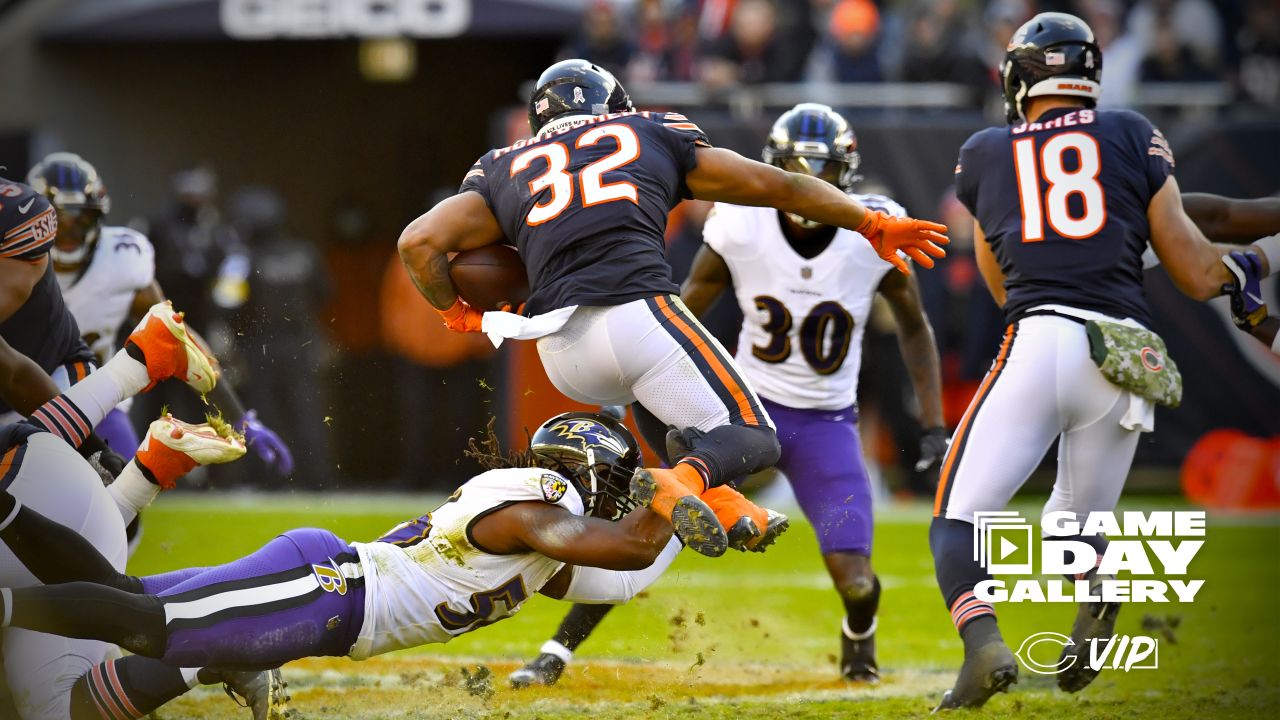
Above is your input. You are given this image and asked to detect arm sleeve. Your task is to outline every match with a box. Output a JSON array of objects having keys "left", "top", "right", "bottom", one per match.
[
  {"left": 1140, "top": 123, "right": 1175, "bottom": 198},
  {"left": 953, "top": 139, "right": 981, "bottom": 218},
  {"left": 1, "top": 196, "right": 56, "bottom": 262},
  {"left": 560, "top": 536, "right": 682, "bottom": 604},
  {"left": 653, "top": 112, "right": 713, "bottom": 200},
  {"left": 132, "top": 233, "right": 157, "bottom": 290}
]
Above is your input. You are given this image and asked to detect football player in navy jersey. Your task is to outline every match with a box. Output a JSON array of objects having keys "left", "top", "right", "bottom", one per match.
[
  {"left": 931, "top": 13, "right": 1274, "bottom": 709},
  {"left": 399, "top": 60, "right": 949, "bottom": 558}
]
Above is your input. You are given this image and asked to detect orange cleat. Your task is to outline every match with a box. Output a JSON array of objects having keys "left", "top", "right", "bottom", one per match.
[
  {"left": 701, "top": 484, "right": 790, "bottom": 553},
  {"left": 125, "top": 301, "right": 218, "bottom": 395},
  {"left": 135, "top": 414, "right": 246, "bottom": 490},
  {"left": 630, "top": 465, "right": 727, "bottom": 557}
]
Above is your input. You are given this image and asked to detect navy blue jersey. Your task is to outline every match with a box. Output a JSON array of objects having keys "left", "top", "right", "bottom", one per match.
[
  {"left": 954, "top": 108, "right": 1174, "bottom": 326},
  {"left": 0, "top": 179, "right": 95, "bottom": 414},
  {"left": 460, "top": 111, "right": 711, "bottom": 315}
]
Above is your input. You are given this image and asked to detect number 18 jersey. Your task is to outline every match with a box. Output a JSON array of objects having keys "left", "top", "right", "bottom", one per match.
[
  {"left": 954, "top": 108, "right": 1175, "bottom": 326},
  {"left": 703, "top": 197, "right": 903, "bottom": 411},
  {"left": 460, "top": 111, "right": 711, "bottom": 315}
]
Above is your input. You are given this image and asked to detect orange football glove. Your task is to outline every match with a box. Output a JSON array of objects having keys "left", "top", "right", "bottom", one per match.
[
  {"left": 437, "top": 297, "right": 485, "bottom": 333},
  {"left": 856, "top": 210, "right": 950, "bottom": 274}
]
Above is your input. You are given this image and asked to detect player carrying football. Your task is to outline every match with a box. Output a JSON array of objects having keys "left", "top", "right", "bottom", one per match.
[
  {"left": 398, "top": 60, "right": 949, "bottom": 558},
  {"left": 931, "top": 12, "right": 1274, "bottom": 710},
  {"left": 509, "top": 104, "right": 946, "bottom": 688}
]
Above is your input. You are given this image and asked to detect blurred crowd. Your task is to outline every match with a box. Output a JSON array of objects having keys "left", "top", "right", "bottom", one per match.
[{"left": 561, "top": 0, "right": 1280, "bottom": 106}]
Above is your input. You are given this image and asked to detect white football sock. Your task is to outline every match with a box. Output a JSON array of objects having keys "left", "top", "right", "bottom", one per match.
[{"left": 107, "top": 460, "right": 160, "bottom": 525}]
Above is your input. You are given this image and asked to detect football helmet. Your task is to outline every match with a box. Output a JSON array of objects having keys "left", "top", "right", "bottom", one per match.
[
  {"left": 530, "top": 411, "right": 641, "bottom": 520},
  {"left": 1002, "top": 12, "right": 1102, "bottom": 124},
  {"left": 762, "top": 103, "right": 860, "bottom": 228},
  {"left": 27, "top": 152, "right": 111, "bottom": 266},
  {"left": 528, "top": 59, "right": 634, "bottom": 134}
]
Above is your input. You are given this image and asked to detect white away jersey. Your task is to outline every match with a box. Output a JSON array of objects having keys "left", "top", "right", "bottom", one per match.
[
  {"left": 702, "top": 195, "right": 904, "bottom": 410},
  {"left": 348, "top": 467, "right": 583, "bottom": 659},
  {"left": 55, "top": 226, "right": 155, "bottom": 363}
]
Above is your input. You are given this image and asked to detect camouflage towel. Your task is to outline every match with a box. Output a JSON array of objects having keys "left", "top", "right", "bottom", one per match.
[{"left": 1085, "top": 320, "right": 1183, "bottom": 408}]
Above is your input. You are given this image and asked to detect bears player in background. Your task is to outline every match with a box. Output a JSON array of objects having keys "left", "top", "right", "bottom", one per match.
[
  {"left": 508, "top": 104, "right": 945, "bottom": 688},
  {"left": 0, "top": 411, "right": 687, "bottom": 719},
  {"left": 932, "top": 12, "right": 1275, "bottom": 709},
  {"left": 27, "top": 153, "right": 293, "bottom": 476},
  {"left": 399, "top": 59, "right": 949, "bottom": 558}
]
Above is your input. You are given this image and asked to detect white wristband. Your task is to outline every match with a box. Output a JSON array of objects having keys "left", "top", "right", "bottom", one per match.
[{"left": 1254, "top": 234, "right": 1280, "bottom": 277}]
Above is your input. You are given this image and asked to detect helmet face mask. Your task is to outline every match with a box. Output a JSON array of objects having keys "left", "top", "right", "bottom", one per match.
[
  {"left": 1002, "top": 12, "right": 1102, "bottom": 124},
  {"left": 529, "top": 412, "right": 641, "bottom": 521},
  {"left": 762, "top": 103, "right": 861, "bottom": 206},
  {"left": 528, "top": 59, "right": 634, "bottom": 135},
  {"left": 27, "top": 152, "right": 110, "bottom": 267}
]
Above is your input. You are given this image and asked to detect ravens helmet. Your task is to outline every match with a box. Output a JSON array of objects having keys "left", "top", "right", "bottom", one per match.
[
  {"left": 27, "top": 152, "right": 110, "bottom": 266},
  {"left": 530, "top": 411, "right": 641, "bottom": 520},
  {"left": 528, "top": 59, "right": 634, "bottom": 135},
  {"left": 1002, "top": 12, "right": 1102, "bottom": 124},
  {"left": 762, "top": 103, "right": 860, "bottom": 228}
]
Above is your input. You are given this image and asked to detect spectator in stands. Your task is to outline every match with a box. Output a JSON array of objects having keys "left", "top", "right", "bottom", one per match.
[
  {"left": 1128, "top": 0, "right": 1223, "bottom": 72},
  {"left": 227, "top": 186, "right": 333, "bottom": 487},
  {"left": 1140, "top": 13, "right": 1219, "bottom": 82},
  {"left": 1236, "top": 0, "right": 1280, "bottom": 106},
  {"left": 699, "top": 0, "right": 813, "bottom": 90},
  {"left": 1078, "top": 0, "right": 1145, "bottom": 107},
  {"left": 899, "top": 0, "right": 989, "bottom": 92},
  {"left": 629, "top": 0, "right": 700, "bottom": 83},
  {"left": 557, "top": 1, "right": 633, "bottom": 78},
  {"left": 827, "top": 0, "right": 884, "bottom": 83}
]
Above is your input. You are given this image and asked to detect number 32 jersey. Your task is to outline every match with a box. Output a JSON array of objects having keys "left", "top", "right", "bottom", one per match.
[
  {"left": 703, "top": 196, "right": 903, "bottom": 411},
  {"left": 460, "top": 111, "right": 711, "bottom": 315},
  {"left": 954, "top": 108, "right": 1174, "bottom": 327}
]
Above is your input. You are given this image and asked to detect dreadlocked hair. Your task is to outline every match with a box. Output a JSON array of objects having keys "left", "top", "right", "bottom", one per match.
[{"left": 465, "top": 417, "right": 539, "bottom": 470}]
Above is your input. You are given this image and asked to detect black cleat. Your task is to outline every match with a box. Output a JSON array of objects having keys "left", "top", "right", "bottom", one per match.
[
  {"left": 840, "top": 627, "right": 880, "bottom": 684},
  {"left": 727, "top": 509, "right": 790, "bottom": 553},
  {"left": 933, "top": 641, "right": 1018, "bottom": 711},
  {"left": 1057, "top": 576, "right": 1122, "bottom": 693},
  {"left": 212, "top": 668, "right": 290, "bottom": 720},
  {"left": 509, "top": 652, "right": 567, "bottom": 688}
]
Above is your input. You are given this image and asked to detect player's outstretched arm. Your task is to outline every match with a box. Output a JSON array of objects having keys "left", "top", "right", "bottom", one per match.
[
  {"left": 1183, "top": 193, "right": 1280, "bottom": 243},
  {"left": 1148, "top": 177, "right": 1234, "bottom": 301},
  {"left": 878, "top": 270, "right": 945, "bottom": 437},
  {"left": 685, "top": 147, "right": 948, "bottom": 274},
  {"left": 680, "top": 245, "right": 731, "bottom": 317},
  {"left": 471, "top": 501, "right": 674, "bottom": 571},
  {"left": 398, "top": 192, "right": 505, "bottom": 333},
  {"left": 0, "top": 332, "right": 64, "bottom": 416}
]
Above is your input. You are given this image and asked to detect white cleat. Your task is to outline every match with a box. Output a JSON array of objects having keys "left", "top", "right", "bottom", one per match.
[
  {"left": 136, "top": 414, "right": 246, "bottom": 489},
  {"left": 126, "top": 300, "right": 219, "bottom": 395}
]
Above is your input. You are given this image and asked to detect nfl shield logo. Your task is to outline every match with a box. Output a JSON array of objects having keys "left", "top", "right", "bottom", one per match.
[{"left": 801, "top": 267, "right": 813, "bottom": 279}]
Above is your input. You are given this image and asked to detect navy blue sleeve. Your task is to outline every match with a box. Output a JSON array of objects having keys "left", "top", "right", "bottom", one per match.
[
  {"left": 652, "top": 112, "right": 712, "bottom": 197},
  {"left": 1, "top": 186, "right": 56, "bottom": 261},
  {"left": 458, "top": 154, "right": 494, "bottom": 207},
  {"left": 953, "top": 131, "right": 987, "bottom": 218}
]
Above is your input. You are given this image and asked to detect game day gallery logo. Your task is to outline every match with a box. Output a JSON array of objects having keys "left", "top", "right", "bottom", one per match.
[{"left": 972, "top": 510, "right": 1206, "bottom": 603}]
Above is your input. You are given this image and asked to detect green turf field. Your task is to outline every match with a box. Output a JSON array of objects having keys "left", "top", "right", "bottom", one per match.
[{"left": 131, "top": 493, "right": 1280, "bottom": 719}]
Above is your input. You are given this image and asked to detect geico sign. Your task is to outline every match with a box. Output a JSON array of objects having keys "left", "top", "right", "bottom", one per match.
[{"left": 221, "top": 0, "right": 471, "bottom": 39}]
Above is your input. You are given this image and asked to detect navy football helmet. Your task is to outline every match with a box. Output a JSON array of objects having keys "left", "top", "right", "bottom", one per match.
[
  {"left": 528, "top": 59, "right": 634, "bottom": 134},
  {"left": 1002, "top": 12, "right": 1102, "bottom": 124},
  {"left": 530, "top": 411, "right": 641, "bottom": 520},
  {"left": 27, "top": 152, "right": 110, "bottom": 266},
  {"left": 762, "top": 103, "right": 860, "bottom": 228}
]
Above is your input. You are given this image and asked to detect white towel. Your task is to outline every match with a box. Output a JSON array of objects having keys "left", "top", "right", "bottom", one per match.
[{"left": 481, "top": 305, "right": 578, "bottom": 348}]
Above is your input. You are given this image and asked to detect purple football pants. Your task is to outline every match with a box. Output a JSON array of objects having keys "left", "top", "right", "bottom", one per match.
[
  {"left": 140, "top": 528, "right": 365, "bottom": 670},
  {"left": 764, "top": 397, "right": 874, "bottom": 557},
  {"left": 95, "top": 408, "right": 139, "bottom": 460}
]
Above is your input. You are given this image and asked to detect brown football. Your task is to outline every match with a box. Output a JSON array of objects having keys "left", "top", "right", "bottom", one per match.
[{"left": 448, "top": 244, "right": 530, "bottom": 311}]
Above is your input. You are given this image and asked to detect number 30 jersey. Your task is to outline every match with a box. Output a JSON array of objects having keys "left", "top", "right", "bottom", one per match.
[
  {"left": 954, "top": 108, "right": 1175, "bottom": 327},
  {"left": 56, "top": 226, "right": 156, "bottom": 364},
  {"left": 703, "top": 197, "right": 903, "bottom": 411},
  {"left": 460, "top": 111, "right": 711, "bottom": 316},
  {"left": 347, "top": 467, "right": 583, "bottom": 659}
]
